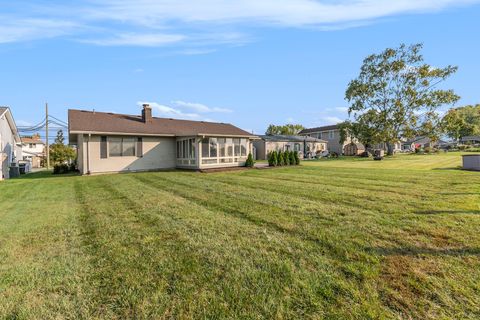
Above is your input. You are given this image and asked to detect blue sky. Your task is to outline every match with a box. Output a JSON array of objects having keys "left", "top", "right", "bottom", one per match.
[{"left": 1, "top": 0, "right": 480, "bottom": 135}]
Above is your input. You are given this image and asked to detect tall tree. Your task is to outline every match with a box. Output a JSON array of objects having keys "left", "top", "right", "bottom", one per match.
[
  {"left": 442, "top": 104, "right": 480, "bottom": 141},
  {"left": 265, "top": 124, "right": 305, "bottom": 135},
  {"left": 345, "top": 43, "right": 460, "bottom": 155}
]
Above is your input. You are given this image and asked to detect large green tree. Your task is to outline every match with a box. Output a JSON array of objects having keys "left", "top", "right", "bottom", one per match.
[
  {"left": 265, "top": 124, "right": 305, "bottom": 135},
  {"left": 442, "top": 104, "right": 480, "bottom": 141},
  {"left": 345, "top": 43, "right": 460, "bottom": 155}
]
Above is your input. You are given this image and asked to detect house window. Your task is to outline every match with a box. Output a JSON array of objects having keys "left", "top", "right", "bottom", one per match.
[
  {"left": 285, "top": 144, "right": 291, "bottom": 151},
  {"left": 233, "top": 138, "right": 240, "bottom": 156},
  {"left": 109, "top": 137, "right": 137, "bottom": 157},
  {"left": 328, "top": 131, "right": 334, "bottom": 139},
  {"left": 240, "top": 139, "right": 247, "bottom": 156},
  {"left": 177, "top": 138, "right": 196, "bottom": 160},
  {"left": 294, "top": 143, "right": 301, "bottom": 151}
]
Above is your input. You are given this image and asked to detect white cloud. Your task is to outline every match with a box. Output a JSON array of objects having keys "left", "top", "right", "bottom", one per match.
[
  {"left": 173, "top": 100, "right": 232, "bottom": 113},
  {"left": 139, "top": 102, "right": 201, "bottom": 120},
  {"left": 335, "top": 107, "right": 349, "bottom": 113},
  {"left": 16, "top": 120, "right": 33, "bottom": 126},
  {"left": 324, "top": 116, "right": 344, "bottom": 123},
  {"left": 1, "top": 1, "right": 478, "bottom": 47},
  {"left": 80, "top": 33, "right": 185, "bottom": 46},
  {"left": 0, "top": 18, "right": 79, "bottom": 44}
]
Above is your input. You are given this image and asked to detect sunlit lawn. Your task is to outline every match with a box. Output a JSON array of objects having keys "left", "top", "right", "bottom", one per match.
[{"left": 1, "top": 152, "right": 479, "bottom": 319}]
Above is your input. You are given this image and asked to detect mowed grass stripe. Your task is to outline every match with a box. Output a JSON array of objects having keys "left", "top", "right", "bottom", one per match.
[{"left": 77, "top": 173, "right": 376, "bottom": 318}]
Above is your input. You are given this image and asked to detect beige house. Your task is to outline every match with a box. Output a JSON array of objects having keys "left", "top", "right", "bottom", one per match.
[
  {"left": 68, "top": 105, "right": 258, "bottom": 174},
  {"left": 0, "top": 107, "right": 21, "bottom": 180},
  {"left": 253, "top": 135, "right": 327, "bottom": 160},
  {"left": 300, "top": 124, "right": 403, "bottom": 155}
]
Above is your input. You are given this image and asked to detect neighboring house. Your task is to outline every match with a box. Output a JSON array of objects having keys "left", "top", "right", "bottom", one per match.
[
  {"left": 461, "top": 136, "right": 480, "bottom": 145},
  {"left": 402, "top": 136, "right": 447, "bottom": 151},
  {"left": 299, "top": 124, "right": 349, "bottom": 155},
  {"left": 300, "top": 124, "right": 404, "bottom": 155},
  {"left": 253, "top": 135, "right": 327, "bottom": 160},
  {"left": 21, "top": 134, "right": 45, "bottom": 168},
  {"left": 68, "top": 104, "right": 259, "bottom": 175},
  {"left": 0, "top": 107, "right": 21, "bottom": 180}
]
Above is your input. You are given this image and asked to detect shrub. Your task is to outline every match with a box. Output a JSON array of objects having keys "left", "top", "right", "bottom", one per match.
[
  {"left": 290, "top": 151, "right": 296, "bottom": 165},
  {"left": 294, "top": 151, "right": 300, "bottom": 165},
  {"left": 53, "top": 163, "right": 70, "bottom": 174},
  {"left": 424, "top": 146, "right": 431, "bottom": 153},
  {"left": 245, "top": 153, "right": 254, "bottom": 167},
  {"left": 415, "top": 147, "right": 421, "bottom": 153},
  {"left": 284, "top": 150, "right": 290, "bottom": 165},
  {"left": 268, "top": 151, "right": 277, "bottom": 166},
  {"left": 277, "top": 151, "right": 285, "bottom": 166}
]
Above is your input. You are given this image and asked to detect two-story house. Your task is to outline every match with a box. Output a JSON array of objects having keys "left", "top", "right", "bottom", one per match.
[
  {"left": 299, "top": 124, "right": 350, "bottom": 155},
  {"left": 21, "top": 134, "right": 45, "bottom": 168}
]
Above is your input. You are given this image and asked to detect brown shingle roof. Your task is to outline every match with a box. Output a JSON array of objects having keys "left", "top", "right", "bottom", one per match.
[
  {"left": 68, "top": 109, "right": 256, "bottom": 138},
  {"left": 299, "top": 124, "right": 340, "bottom": 134},
  {"left": 21, "top": 137, "right": 45, "bottom": 144}
]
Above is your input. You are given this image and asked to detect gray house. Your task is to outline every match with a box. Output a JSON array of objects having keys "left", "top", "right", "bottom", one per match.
[
  {"left": 299, "top": 124, "right": 351, "bottom": 155},
  {"left": 0, "top": 107, "right": 21, "bottom": 180},
  {"left": 68, "top": 104, "right": 259, "bottom": 175},
  {"left": 253, "top": 135, "right": 327, "bottom": 160}
]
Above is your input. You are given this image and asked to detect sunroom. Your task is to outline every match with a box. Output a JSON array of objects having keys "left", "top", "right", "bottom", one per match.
[{"left": 176, "top": 136, "right": 253, "bottom": 169}]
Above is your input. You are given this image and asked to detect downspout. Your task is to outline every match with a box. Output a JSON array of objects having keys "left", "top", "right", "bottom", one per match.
[{"left": 86, "top": 134, "right": 91, "bottom": 174}]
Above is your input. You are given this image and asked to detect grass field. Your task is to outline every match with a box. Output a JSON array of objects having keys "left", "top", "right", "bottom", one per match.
[{"left": 1, "top": 153, "right": 479, "bottom": 319}]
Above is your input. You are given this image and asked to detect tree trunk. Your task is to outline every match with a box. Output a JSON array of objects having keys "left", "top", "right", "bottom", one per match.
[{"left": 386, "top": 142, "right": 394, "bottom": 156}]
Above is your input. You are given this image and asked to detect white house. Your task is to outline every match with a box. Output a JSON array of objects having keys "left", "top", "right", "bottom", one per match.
[
  {"left": 21, "top": 134, "right": 45, "bottom": 168},
  {"left": 0, "top": 107, "right": 21, "bottom": 180}
]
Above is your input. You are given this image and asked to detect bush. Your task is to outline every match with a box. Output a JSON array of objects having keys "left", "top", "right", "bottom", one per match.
[
  {"left": 245, "top": 153, "right": 254, "bottom": 167},
  {"left": 53, "top": 164, "right": 70, "bottom": 174},
  {"left": 290, "top": 151, "right": 296, "bottom": 165},
  {"left": 277, "top": 151, "right": 285, "bottom": 166},
  {"left": 284, "top": 150, "right": 290, "bottom": 165},
  {"left": 415, "top": 147, "right": 421, "bottom": 153},
  {"left": 53, "top": 162, "right": 78, "bottom": 174},
  {"left": 268, "top": 151, "right": 277, "bottom": 166},
  {"left": 424, "top": 146, "right": 431, "bottom": 153},
  {"left": 294, "top": 151, "right": 300, "bottom": 165}
]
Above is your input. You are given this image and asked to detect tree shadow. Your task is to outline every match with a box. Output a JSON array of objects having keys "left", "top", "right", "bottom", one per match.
[
  {"left": 415, "top": 210, "right": 480, "bottom": 215},
  {"left": 17, "top": 171, "right": 80, "bottom": 180},
  {"left": 369, "top": 246, "right": 480, "bottom": 257}
]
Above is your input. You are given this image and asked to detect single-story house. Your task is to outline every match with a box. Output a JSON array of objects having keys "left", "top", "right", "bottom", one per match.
[
  {"left": 402, "top": 136, "right": 447, "bottom": 151},
  {"left": 461, "top": 136, "right": 480, "bottom": 145},
  {"left": 0, "top": 107, "right": 21, "bottom": 180},
  {"left": 253, "top": 135, "right": 327, "bottom": 160},
  {"left": 21, "top": 134, "right": 45, "bottom": 168},
  {"left": 68, "top": 105, "right": 259, "bottom": 175}
]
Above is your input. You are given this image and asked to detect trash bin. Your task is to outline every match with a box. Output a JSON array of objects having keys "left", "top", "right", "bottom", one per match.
[{"left": 9, "top": 165, "right": 20, "bottom": 178}]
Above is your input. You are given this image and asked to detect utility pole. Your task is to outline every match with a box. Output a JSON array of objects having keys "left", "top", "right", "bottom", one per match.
[{"left": 46, "top": 102, "right": 50, "bottom": 170}]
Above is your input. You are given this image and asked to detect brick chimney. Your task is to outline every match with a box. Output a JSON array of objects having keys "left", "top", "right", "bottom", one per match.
[{"left": 141, "top": 103, "right": 152, "bottom": 123}]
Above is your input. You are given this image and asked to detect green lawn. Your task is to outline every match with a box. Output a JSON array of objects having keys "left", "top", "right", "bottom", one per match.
[{"left": 1, "top": 153, "right": 479, "bottom": 319}]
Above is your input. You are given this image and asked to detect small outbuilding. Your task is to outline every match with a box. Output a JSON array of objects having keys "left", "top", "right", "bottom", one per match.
[
  {"left": 343, "top": 142, "right": 365, "bottom": 156},
  {"left": 462, "top": 154, "right": 480, "bottom": 171}
]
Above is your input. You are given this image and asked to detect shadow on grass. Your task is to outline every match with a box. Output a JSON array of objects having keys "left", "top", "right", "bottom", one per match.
[
  {"left": 17, "top": 170, "right": 80, "bottom": 180},
  {"left": 370, "top": 246, "right": 480, "bottom": 257},
  {"left": 415, "top": 210, "right": 480, "bottom": 215},
  {"left": 431, "top": 167, "right": 463, "bottom": 171}
]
